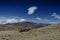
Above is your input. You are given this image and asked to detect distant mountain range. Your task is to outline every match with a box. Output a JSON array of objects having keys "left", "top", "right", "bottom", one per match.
[{"left": 0, "top": 21, "right": 50, "bottom": 31}]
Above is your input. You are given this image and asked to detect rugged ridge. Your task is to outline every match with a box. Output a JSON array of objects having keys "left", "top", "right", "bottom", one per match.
[{"left": 0, "top": 21, "right": 50, "bottom": 31}]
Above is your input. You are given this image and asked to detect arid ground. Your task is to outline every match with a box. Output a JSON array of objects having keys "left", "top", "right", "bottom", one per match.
[{"left": 0, "top": 24, "right": 60, "bottom": 40}]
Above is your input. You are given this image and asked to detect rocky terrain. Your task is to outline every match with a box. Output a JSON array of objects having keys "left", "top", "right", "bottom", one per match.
[{"left": 0, "top": 21, "right": 49, "bottom": 32}]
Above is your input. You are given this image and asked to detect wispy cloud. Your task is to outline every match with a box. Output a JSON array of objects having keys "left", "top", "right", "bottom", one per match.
[
  {"left": 36, "top": 17, "right": 50, "bottom": 21},
  {"left": 51, "top": 13, "right": 60, "bottom": 19},
  {"left": 50, "top": 22, "right": 60, "bottom": 24},
  {"left": 27, "top": 6, "right": 38, "bottom": 15},
  {"left": 35, "top": 17, "right": 52, "bottom": 24},
  {"left": 19, "top": 19, "right": 27, "bottom": 22},
  {"left": 0, "top": 17, "right": 27, "bottom": 24},
  {"left": 0, "top": 16, "right": 59, "bottom": 24},
  {"left": 36, "top": 17, "right": 41, "bottom": 21}
]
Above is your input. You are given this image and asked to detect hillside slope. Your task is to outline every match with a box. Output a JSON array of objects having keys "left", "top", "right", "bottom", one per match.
[{"left": 0, "top": 24, "right": 60, "bottom": 40}]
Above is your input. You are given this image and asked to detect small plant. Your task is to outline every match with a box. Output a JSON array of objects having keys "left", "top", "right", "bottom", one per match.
[
  {"left": 19, "top": 28, "right": 31, "bottom": 32},
  {"left": 2, "top": 37, "right": 5, "bottom": 39}
]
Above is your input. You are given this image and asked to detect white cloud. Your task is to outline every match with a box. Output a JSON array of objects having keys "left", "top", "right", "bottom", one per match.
[
  {"left": 51, "top": 13, "right": 60, "bottom": 19},
  {"left": 0, "top": 16, "right": 59, "bottom": 24},
  {"left": 36, "top": 17, "right": 50, "bottom": 21},
  {"left": 0, "top": 17, "right": 27, "bottom": 24},
  {"left": 27, "top": 6, "right": 38, "bottom": 15},
  {"left": 36, "top": 17, "right": 41, "bottom": 21},
  {"left": 19, "top": 19, "right": 27, "bottom": 22},
  {"left": 36, "top": 17, "right": 52, "bottom": 24},
  {"left": 35, "top": 17, "right": 60, "bottom": 24},
  {"left": 6, "top": 19, "right": 18, "bottom": 23}
]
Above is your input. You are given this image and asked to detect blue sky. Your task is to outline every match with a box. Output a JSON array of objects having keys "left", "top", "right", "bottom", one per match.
[{"left": 0, "top": 0, "right": 60, "bottom": 24}]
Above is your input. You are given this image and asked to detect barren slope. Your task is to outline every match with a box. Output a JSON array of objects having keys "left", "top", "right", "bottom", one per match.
[{"left": 0, "top": 24, "right": 60, "bottom": 40}]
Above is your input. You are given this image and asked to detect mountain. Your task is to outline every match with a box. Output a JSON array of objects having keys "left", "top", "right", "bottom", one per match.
[{"left": 0, "top": 21, "right": 50, "bottom": 31}]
